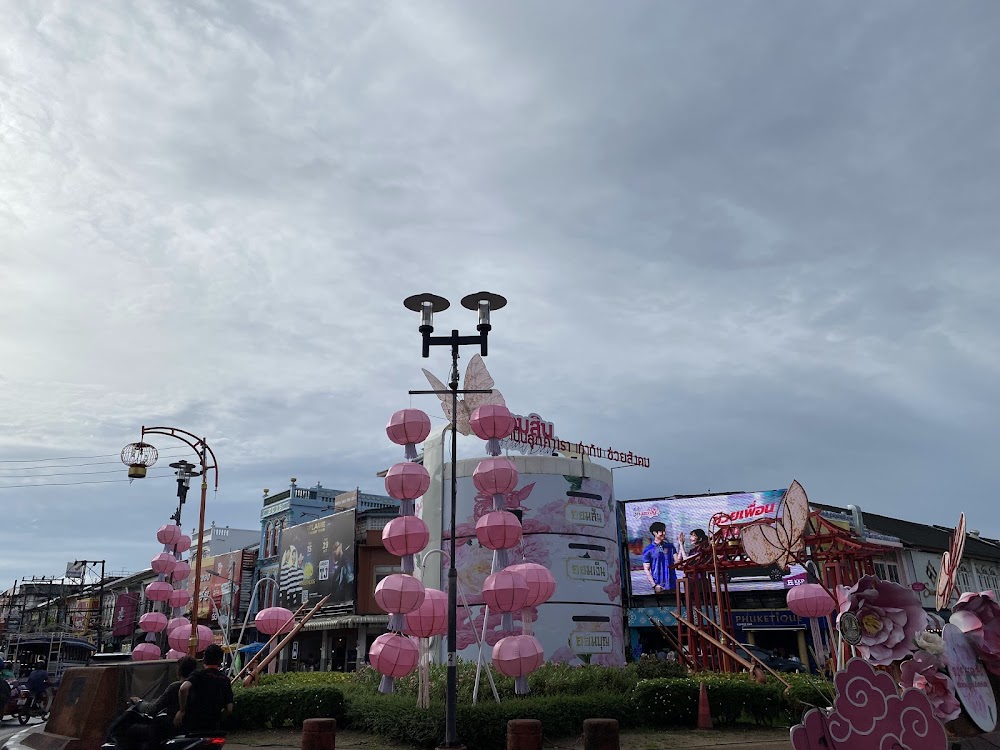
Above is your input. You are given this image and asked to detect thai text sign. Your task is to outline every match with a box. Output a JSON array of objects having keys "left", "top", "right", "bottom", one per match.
[{"left": 499, "top": 411, "right": 650, "bottom": 467}]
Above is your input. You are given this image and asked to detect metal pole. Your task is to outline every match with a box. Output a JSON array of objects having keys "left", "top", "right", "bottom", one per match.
[
  {"left": 445, "top": 332, "right": 459, "bottom": 748},
  {"left": 189, "top": 444, "right": 210, "bottom": 657},
  {"left": 96, "top": 561, "right": 105, "bottom": 654}
]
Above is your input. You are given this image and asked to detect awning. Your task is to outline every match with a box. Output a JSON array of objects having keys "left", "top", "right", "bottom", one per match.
[
  {"left": 301, "top": 614, "right": 389, "bottom": 631},
  {"left": 237, "top": 642, "right": 268, "bottom": 655}
]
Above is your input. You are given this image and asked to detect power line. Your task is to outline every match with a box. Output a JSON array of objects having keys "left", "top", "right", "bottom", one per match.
[
  {"left": 0, "top": 447, "right": 190, "bottom": 464},
  {"left": 0, "top": 456, "right": 188, "bottom": 471},
  {"left": 0, "top": 475, "right": 176, "bottom": 490},
  {"left": 0, "top": 467, "right": 178, "bottom": 479}
]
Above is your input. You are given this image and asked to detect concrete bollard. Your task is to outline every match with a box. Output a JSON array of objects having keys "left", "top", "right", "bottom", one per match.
[
  {"left": 301, "top": 717, "right": 336, "bottom": 750},
  {"left": 582, "top": 718, "right": 620, "bottom": 750},
  {"left": 506, "top": 719, "right": 543, "bottom": 750}
]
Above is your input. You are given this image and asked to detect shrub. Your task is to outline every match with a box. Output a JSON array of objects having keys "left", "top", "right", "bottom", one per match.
[
  {"left": 782, "top": 673, "right": 835, "bottom": 723},
  {"left": 255, "top": 671, "right": 354, "bottom": 687},
  {"left": 631, "top": 678, "right": 699, "bottom": 726},
  {"left": 633, "top": 654, "right": 689, "bottom": 680},
  {"left": 232, "top": 683, "right": 345, "bottom": 729}
]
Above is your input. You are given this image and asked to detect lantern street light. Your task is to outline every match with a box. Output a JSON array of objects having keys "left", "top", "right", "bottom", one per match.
[
  {"left": 403, "top": 291, "right": 506, "bottom": 750},
  {"left": 122, "top": 426, "right": 219, "bottom": 657}
]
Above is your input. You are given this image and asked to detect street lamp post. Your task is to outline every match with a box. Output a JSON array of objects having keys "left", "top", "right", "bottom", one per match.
[
  {"left": 122, "top": 426, "right": 219, "bottom": 657},
  {"left": 403, "top": 291, "right": 506, "bottom": 750}
]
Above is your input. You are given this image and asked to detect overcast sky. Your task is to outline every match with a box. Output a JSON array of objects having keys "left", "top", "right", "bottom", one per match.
[{"left": 1, "top": 1, "right": 998, "bottom": 589}]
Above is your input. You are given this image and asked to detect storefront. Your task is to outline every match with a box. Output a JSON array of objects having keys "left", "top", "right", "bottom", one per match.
[{"left": 732, "top": 608, "right": 810, "bottom": 665}]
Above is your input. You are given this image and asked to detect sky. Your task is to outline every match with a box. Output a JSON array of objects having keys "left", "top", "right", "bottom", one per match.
[{"left": 1, "top": 1, "right": 998, "bottom": 588}]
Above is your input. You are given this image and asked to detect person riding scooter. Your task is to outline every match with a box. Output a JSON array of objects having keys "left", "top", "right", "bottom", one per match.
[
  {"left": 24, "top": 660, "right": 50, "bottom": 712},
  {"left": 117, "top": 657, "right": 199, "bottom": 750}
]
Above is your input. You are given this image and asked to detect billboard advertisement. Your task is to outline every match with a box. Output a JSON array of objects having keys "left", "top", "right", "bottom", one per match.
[
  {"left": 621, "top": 489, "right": 805, "bottom": 598},
  {"left": 278, "top": 510, "right": 356, "bottom": 609},
  {"left": 191, "top": 549, "right": 248, "bottom": 622},
  {"left": 428, "top": 457, "right": 625, "bottom": 667}
]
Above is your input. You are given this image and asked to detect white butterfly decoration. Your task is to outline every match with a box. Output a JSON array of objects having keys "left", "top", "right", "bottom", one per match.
[
  {"left": 740, "top": 481, "right": 811, "bottom": 570},
  {"left": 935, "top": 512, "right": 966, "bottom": 612},
  {"left": 421, "top": 354, "right": 505, "bottom": 436}
]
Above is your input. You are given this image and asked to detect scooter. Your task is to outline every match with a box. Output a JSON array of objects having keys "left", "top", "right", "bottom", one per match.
[
  {"left": 102, "top": 703, "right": 226, "bottom": 750},
  {"left": 15, "top": 688, "right": 50, "bottom": 725}
]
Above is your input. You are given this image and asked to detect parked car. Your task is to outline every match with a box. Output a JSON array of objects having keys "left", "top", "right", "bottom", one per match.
[{"left": 741, "top": 644, "right": 807, "bottom": 673}]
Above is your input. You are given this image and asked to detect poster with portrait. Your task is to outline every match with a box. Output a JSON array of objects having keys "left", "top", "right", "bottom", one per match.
[{"left": 278, "top": 510, "right": 356, "bottom": 608}]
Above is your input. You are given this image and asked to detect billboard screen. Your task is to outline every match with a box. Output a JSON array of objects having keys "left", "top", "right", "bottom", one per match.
[
  {"left": 621, "top": 489, "right": 804, "bottom": 597},
  {"left": 278, "top": 510, "right": 356, "bottom": 609},
  {"left": 191, "top": 549, "right": 248, "bottom": 622}
]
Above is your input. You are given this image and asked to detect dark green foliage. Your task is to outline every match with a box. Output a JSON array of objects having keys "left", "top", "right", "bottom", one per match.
[
  {"left": 232, "top": 684, "right": 345, "bottom": 729},
  {"left": 633, "top": 654, "right": 690, "bottom": 680}
]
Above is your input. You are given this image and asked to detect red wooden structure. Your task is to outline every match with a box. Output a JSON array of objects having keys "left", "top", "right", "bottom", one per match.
[{"left": 673, "top": 508, "right": 883, "bottom": 673}]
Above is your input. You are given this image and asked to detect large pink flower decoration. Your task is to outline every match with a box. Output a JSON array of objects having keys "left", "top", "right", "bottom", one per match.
[
  {"left": 836, "top": 575, "right": 927, "bottom": 665},
  {"left": 899, "top": 651, "right": 962, "bottom": 722},
  {"left": 950, "top": 590, "right": 1000, "bottom": 674}
]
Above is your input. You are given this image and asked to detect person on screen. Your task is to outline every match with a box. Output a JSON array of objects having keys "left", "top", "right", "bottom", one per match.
[
  {"left": 641, "top": 521, "right": 677, "bottom": 593},
  {"left": 676, "top": 528, "right": 709, "bottom": 561}
]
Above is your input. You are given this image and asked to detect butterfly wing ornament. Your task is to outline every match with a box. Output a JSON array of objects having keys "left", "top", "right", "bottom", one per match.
[
  {"left": 741, "top": 480, "right": 810, "bottom": 570},
  {"left": 421, "top": 354, "right": 504, "bottom": 436},
  {"left": 935, "top": 512, "right": 966, "bottom": 611}
]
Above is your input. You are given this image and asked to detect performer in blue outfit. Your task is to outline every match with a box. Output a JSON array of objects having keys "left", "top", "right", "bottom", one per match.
[{"left": 641, "top": 521, "right": 677, "bottom": 593}]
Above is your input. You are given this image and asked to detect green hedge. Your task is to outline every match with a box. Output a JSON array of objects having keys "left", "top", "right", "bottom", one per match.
[
  {"left": 254, "top": 671, "right": 354, "bottom": 687},
  {"left": 232, "top": 683, "right": 345, "bottom": 729}
]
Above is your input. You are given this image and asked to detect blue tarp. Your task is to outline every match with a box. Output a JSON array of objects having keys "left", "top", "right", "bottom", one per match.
[{"left": 237, "top": 642, "right": 267, "bottom": 655}]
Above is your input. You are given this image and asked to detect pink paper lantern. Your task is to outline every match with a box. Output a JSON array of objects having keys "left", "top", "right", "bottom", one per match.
[
  {"left": 131, "top": 642, "right": 162, "bottom": 661},
  {"left": 168, "top": 588, "right": 191, "bottom": 609},
  {"left": 151, "top": 552, "right": 177, "bottom": 575},
  {"left": 473, "top": 458, "right": 519, "bottom": 496},
  {"left": 787, "top": 583, "right": 837, "bottom": 618},
  {"left": 404, "top": 588, "right": 448, "bottom": 638},
  {"left": 492, "top": 635, "right": 544, "bottom": 677},
  {"left": 386, "top": 409, "right": 432, "bottom": 447},
  {"left": 166, "top": 649, "right": 187, "bottom": 660},
  {"left": 382, "top": 516, "right": 431, "bottom": 557},
  {"left": 175, "top": 535, "right": 192, "bottom": 554},
  {"left": 369, "top": 633, "right": 420, "bottom": 678},
  {"left": 167, "top": 623, "right": 214, "bottom": 653},
  {"left": 508, "top": 562, "right": 556, "bottom": 608},
  {"left": 157, "top": 524, "right": 183, "bottom": 546},
  {"left": 171, "top": 561, "right": 191, "bottom": 582},
  {"left": 384, "top": 462, "right": 431, "bottom": 501},
  {"left": 145, "top": 581, "right": 173, "bottom": 602},
  {"left": 374, "top": 573, "right": 426, "bottom": 615},
  {"left": 255, "top": 607, "right": 296, "bottom": 635},
  {"left": 167, "top": 617, "right": 189, "bottom": 633},
  {"left": 470, "top": 404, "right": 516, "bottom": 441},
  {"left": 483, "top": 569, "right": 529, "bottom": 613},
  {"left": 139, "top": 612, "right": 168, "bottom": 634},
  {"left": 476, "top": 511, "right": 522, "bottom": 551}
]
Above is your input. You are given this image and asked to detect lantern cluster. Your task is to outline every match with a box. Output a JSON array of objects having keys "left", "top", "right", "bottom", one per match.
[
  {"left": 467, "top": 405, "right": 554, "bottom": 695},
  {"left": 133, "top": 523, "right": 196, "bottom": 661},
  {"left": 370, "top": 409, "right": 436, "bottom": 694}
]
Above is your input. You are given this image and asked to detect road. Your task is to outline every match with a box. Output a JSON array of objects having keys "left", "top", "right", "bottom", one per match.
[{"left": 0, "top": 718, "right": 45, "bottom": 748}]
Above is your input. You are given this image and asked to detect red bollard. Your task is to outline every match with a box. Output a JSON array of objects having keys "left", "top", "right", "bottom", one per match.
[
  {"left": 302, "top": 717, "right": 336, "bottom": 750},
  {"left": 582, "top": 718, "right": 620, "bottom": 750},
  {"left": 697, "top": 682, "right": 713, "bottom": 730},
  {"left": 507, "top": 719, "right": 543, "bottom": 750}
]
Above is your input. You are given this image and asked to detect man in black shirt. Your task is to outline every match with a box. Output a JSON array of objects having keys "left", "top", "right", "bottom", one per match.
[
  {"left": 175, "top": 645, "right": 233, "bottom": 734},
  {"left": 119, "top": 656, "right": 198, "bottom": 750}
]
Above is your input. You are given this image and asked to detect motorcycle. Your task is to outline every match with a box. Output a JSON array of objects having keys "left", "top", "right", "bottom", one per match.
[
  {"left": 15, "top": 687, "right": 51, "bottom": 725},
  {"left": 102, "top": 702, "right": 225, "bottom": 750}
]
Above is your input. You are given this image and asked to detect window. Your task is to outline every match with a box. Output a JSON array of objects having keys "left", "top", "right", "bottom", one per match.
[
  {"left": 874, "top": 557, "right": 901, "bottom": 584},
  {"left": 374, "top": 565, "right": 402, "bottom": 590},
  {"left": 956, "top": 564, "right": 974, "bottom": 593},
  {"left": 977, "top": 564, "right": 1000, "bottom": 592},
  {"left": 264, "top": 523, "right": 273, "bottom": 558}
]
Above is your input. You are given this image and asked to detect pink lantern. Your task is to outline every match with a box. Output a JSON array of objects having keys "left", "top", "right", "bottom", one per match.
[
  {"left": 131, "top": 642, "right": 162, "bottom": 661},
  {"left": 374, "top": 574, "right": 426, "bottom": 615},
  {"left": 139, "top": 612, "right": 168, "bottom": 634},
  {"left": 787, "top": 583, "right": 837, "bottom": 618},
  {"left": 168, "top": 588, "right": 191, "bottom": 609},
  {"left": 404, "top": 588, "right": 448, "bottom": 638},
  {"left": 473, "top": 458, "right": 518, "bottom": 497},
  {"left": 369, "top": 633, "right": 420, "bottom": 678},
  {"left": 175, "top": 535, "right": 192, "bottom": 554},
  {"left": 157, "top": 524, "right": 183, "bottom": 546},
  {"left": 470, "top": 404, "right": 516, "bottom": 441},
  {"left": 166, "top": 649, "right": 187, "bottom": 660},
  {"left": 475, "top": 511, "right": 522, "bottom": 550},
  {"left": 384, "top": 462, "right": 431, "bottom": 501},
  {"left": 171, "top": 561, "right": 191, "bottom": 582},
  {"left": 492, "top": 635, "right": 544, "bottom": 677},
  {"left": 508, "top": 563, "right": 556, "bottom": 608},
  {"left": 145, "top": 581, "right": 173, "bottom": 602},
  {"left": 382, "top": 516, "right": 431, "bottom": 557},
  {"left": 167, "top": 623, "right": 213, "bottom": 653},
  {"left": 482, "top": 569, "right": 529, "bottom": 613},
  {"left": 151, "top": 552, "right": 177, "bottom": 575},
  {"left": 386, "top": 409, "right": 431, "bottom": 449},
  {"left": 255, "top": 606, "right": 296, "bottom": 635},
  {"left": 167, "top": 617, "right": 189, "bottom": 633}
]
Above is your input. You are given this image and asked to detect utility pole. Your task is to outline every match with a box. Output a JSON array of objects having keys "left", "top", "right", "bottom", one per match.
[{"left": 72, "top": 561, "right": 107, "bottom": 652}]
